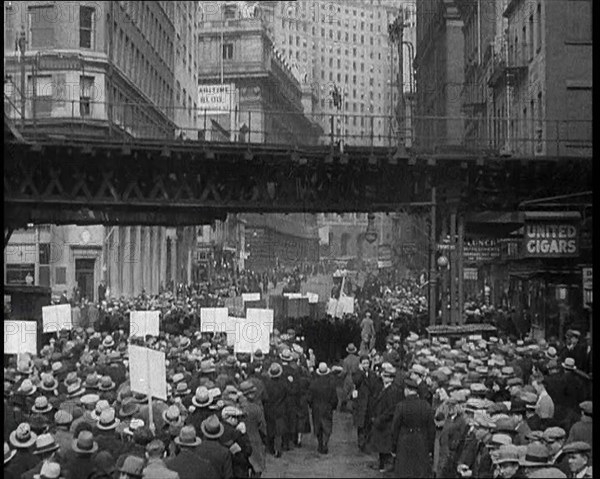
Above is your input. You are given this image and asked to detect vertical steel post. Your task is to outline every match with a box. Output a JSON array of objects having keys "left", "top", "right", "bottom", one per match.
[
  {"left": 457, "top": 213, "right": 465, "bottom": 325},
  {"left": 450, "top": 210, "right": 457, "bottom": 325},
  {"left": 429, "top": 187, "right": 437, "bottom": 326}
]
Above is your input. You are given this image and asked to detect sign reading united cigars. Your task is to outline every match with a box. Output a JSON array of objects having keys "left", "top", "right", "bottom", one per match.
[{"left": 523, "top": 220, "right": 580, "bottom": 258}]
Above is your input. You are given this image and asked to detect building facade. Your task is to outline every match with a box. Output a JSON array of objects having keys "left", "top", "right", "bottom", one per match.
[
  {"left": 3, "top": 1, "right": 198, "bottom": 299},
  {"left": 243, "top": 214, "right": 319, "bottom": 272},
  {"left": 414, "top": 0, "right": 465, "bottom": 151},
  {"left": 257, "top": 0, "right": 415, "bottom": 147},
  {"left": 197, "top": 9, "right": 322, "bottom": 144}
]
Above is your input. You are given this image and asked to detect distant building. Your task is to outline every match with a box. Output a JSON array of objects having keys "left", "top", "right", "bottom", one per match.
[
  {"left": 197, "top": 7, "right": 322, "bottom": 144},
  {"left": 414, "top": 0, "right": 465, "bottom": 151},
  {"left": 243, "top": 214, "right": 319, "bottom": 272},
  {"left": 3, "top": 1, "right": 199, "bottom": 298}
]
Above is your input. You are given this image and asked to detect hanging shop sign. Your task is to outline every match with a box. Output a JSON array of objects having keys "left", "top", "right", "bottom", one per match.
[
  {"left": 197, "top": 83, "right": 237, "bottom": 114},
  {"left": 463, "top": 239, "right": 500, "bottom": 263},
  {"left": 523, "top": 221, "right": 579, "bottom": 258},
  {"left": 582, "top": 267, "right": 592, "bottom": 307}
]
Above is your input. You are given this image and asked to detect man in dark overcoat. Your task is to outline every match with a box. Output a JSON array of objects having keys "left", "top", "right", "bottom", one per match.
[
  {"left": 262, "top": 363, "right": 288, "bottom": 458},
  {"left": 308, "top": 362, "right": 338, "bottom": 454},
  {"left": 367, "top": 363, "right": 403, "bottom": 472},
  {"left": 352, "top": 355, "right": 379, "bottom": 452},
  {"left": 390, "top": 378, "right": 435, "bottom": 478}
]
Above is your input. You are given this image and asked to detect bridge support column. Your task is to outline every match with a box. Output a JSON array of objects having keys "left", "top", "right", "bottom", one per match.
[
  {"left": 123, "top": 227, "right": 132, "bottom": 297},
  {"left": 450, "top": 210, "right": 457, "bottom": 325},
  {"left": 428, "top": 187, "right": 437, "bottom": 327},
  {"left": 133, "top": 226, "right": 142, "bottom": 296},
  {"left": 457, "top": 213, "right": 465, "bottom": 325},
  {"left": 440, "top": 216, "right": 449, "bottom": 326}
]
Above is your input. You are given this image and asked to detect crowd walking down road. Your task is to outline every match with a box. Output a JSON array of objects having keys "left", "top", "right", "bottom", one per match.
[{"left": 3, "top": 268, "right": 594, "bottom": 479}]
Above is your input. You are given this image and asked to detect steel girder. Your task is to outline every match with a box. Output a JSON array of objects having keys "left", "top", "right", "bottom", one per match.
[{"left": 4, "top": 139, "right": 593, "bottom": 228}]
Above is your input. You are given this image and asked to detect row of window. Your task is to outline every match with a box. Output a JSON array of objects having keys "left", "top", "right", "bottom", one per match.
[
  {"left": 110, "top": 85, "right": 170, "bottom": 138},
  {"left": 113, "top": 26, "right": 173, "bottom": 111},
  {"left": 4, "top": 4, "right": 95, "bottom": 50},
  {"left": 119, "top": 1, "right": 174, "bottom": 67}
]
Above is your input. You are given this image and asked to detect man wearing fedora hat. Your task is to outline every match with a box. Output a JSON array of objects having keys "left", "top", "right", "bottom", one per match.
[
  {"left": 390, "top": 378, "right": 435, "bottom": 478},
  {"left": 186, "top": 387, "right": 215, "bottom": 433},
  {"left": 95, "top": 408, "right": 128, "bottom": 460},
  {"left": 263, "top": 363, "right": 289, "bottom": 458},
  {"left": 6, "top": 423, "right": 38, "bottom": 479},
  {"left": 308, "top": 363, "right": 338, "bottom": 454},
  {"left": 142, "top": 439, "right": 179, "bottom": 479},
  {"left": 117, "top": 455, "right": 146, "bottom": 479},
  {"left": 21, "top": 433, "right": 61, "bottom": 479},
  {"left": 567, "top": 401, "right": 592, "bottom": 449},
  {"left": 340, "top": 343, "right": 360, "bottom": 414},
  {"left": 196, "top": 415, "right": 233, "bottom": 479},
  {"left": 165, "top": 425, "right": 218, "bottom": 479},
  {"left": 219, "top": 406, "right": 253, "bottom": 478},
  {"left": 492, "top": 444, "right": 526, "bottom": 478},
  {"left": 62, "top": 430, "right": 99, "bottom": 479},
  {"left": 238, "top": 382, "right": 267, "bottom": 478}
]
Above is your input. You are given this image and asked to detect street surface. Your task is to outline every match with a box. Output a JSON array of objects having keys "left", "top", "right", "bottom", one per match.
[{"left": 264, "top": 410, "right": 381, "bottom": 478}]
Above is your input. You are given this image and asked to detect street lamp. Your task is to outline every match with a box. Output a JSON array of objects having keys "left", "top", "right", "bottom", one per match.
[{"left": 365, "top": 213, "right": 378, "bottom": 244}]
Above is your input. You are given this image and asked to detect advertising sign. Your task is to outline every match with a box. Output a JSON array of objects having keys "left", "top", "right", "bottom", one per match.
[
  {"left": 523, "top": 221, "right": 579, "bottom": 258},
  {"left": 42, "top": 304, "right": 72, "bottom": 333},
  {"left": 463, "top": 239, "right": 500, "bottom": 263},
  {"left": 197, "top": 83, "right": 236, "bottom": 114}
]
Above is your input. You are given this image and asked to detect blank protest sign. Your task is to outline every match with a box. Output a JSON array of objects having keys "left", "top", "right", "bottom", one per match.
[
  {"left": 4, "top": 321, "right": 37, "bottom": 355},
  {"left": 234, "top": 309, "right": 273, "bottom": 354},
  {"left": 200, "top": 308, "right": 229, "bottom": 333},
  {"left": 128, "top": 345, "right": 167, "bottom": 401},
  {"left": 42, "top": 304, "right": 72, "bottom": 333},
  {"left": 130, "top": 311, "right": 160, "bottom": 338},
  {"left": 242, "top": 293, "right": 261, "bottom": 302},
  {"left": 305, "top": 293, "right": 319, "bottom": 304}
]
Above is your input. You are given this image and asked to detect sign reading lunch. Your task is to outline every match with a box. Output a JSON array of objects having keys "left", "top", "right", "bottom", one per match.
[{"left": 523, "top": 221, "right": 579, "bottom": 258}]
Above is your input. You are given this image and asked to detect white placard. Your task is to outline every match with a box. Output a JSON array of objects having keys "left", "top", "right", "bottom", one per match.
[
  {"left": 468, "top": 334, "right": 483, "bottom": 341},
  {"left": 234, "top": 309, "right": 273, "bottom": 354},
  {"left": 197, "top": 83, "right": 236, "bottom": 113},
  {"left": 283, "top": 293, "right": 303, "bottom": 299},
  {"left": 327, "top": 296, "right": 355, "bottom": 318},
  {"left": 226, "top": 316, "right": 243, "bottom": 346},
  {"left": 305, "top": 293, "right": 319, "bottom": 304},
  {"left": 200, "top": 308, "right": 229, "bottom": 333},
  {"left": 42, "top": 304, "right": 72, "bottom": 333},
  {"left": 242, "top": 293, "right": 261, "bottom": 302},
  {"left": 130, "top": 311, "right": 160, "bottom": 338},
  {"left": 4, "top": 321, "right": 37, "bottom": 355},
  {"left": 128, "top": 345, "right": 167, "bottom": 401}
]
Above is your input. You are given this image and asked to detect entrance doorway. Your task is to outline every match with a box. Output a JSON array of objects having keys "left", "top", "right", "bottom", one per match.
[{"left": 75, "top": 258, "right": 96, "bottom": 301}]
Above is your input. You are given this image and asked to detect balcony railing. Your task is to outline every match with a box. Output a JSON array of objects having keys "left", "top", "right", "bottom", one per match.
[{"left": 4, "top": 95, "right": 592, "bottom": 158}]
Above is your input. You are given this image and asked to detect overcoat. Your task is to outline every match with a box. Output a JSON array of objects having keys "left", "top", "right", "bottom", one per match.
[
  {"left": 436, "top": 413, "right": 469, "bottom": 478},
  {"left": 263, "top": 376, "right": 289, "bottom": 437},
  {"left": 308, "top": 373, "right": 338, "bottom": 439},
  {"left": 296, "top": 372, "right": 312, "bottom": 434},
  {"left": 351, "top": 368, "right": 380, "bottom": 428},
  {"left": 367, "top": 382, "right": 403, "bottom": 454},
  {"left": 240, "top": 398, "right": 267, "bottom": 474},
  {"left": 390, "top": 395, "right": 435, "bottom": 478}
]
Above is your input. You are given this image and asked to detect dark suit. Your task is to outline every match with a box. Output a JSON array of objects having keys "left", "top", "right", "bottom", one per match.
[
  {"left": 165, "top": 448, "right": 219, "bottom": 479},
  {"left": 368, "top": 382, "right": 403, "bottom": 454},
  {"left": 352, "top": 368, "right": 380, "bottom": 450},
  {"left": 196, "top": 438, "right": 233, "bottom": 479},
  {"left": 308, "top": 373, "right": 338, "bottom": 450},
  {"left": 391, "top": 395, "right": 435, "bottom": 478},
  {"left": 263, "top": 376, "right": 289, "bottom": 453}
]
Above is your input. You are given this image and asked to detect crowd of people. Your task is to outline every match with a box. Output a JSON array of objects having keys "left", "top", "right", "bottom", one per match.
[{"left": 3, "top": 268, "right": 594, "bottom": 479}]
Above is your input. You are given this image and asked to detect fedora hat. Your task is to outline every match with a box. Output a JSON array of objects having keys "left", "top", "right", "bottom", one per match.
[
  {"left": 107, "top": 351, "right": 121, "bottom": 363},
  {"left": 174, "top": 425, "right": 202, "bottom": 447},
  {"left": 83, "top": 374, "right": 100, "bottom": 390},
  {"left": 268, "top": 363, "right": 283, "bottom": 379},
  {"left": 131, "top": 392, "right": 148, "bottom": 404},
  {"left": 171, "top": 373, "right": 185, "bottom": 384},
  {"left": 40, "top": 374, "right": 59, "bottom": 392},
  {"left": 238, "top": 381, "right": 257, "bottom": 396},
  {"left": 519, "top": 442, "right": 551, "bottom": 467},
  {"left": 123, "top": 418, "right": 145, "bottom": 436},
  {"left": 199, "top": 360, "right": 216, "bottom": 374},
  {"left": 32, "top": 396, "right": 53, "bottom": 414},
  {"left": 316, "top": 362, "right": 331, "bottom": 376},
  {"left": 9, "top": 423, "right": 38, "bottom": 449},
  {"left": 63, "top": 372, "right": 81, "bottom": 388},
  {"left": 162, "top": 405, "right": 183, "bottom": 425},
  {"left": 91, "top": 400, "right": 111, "bottom": 421},
  {"left": 54, "top": 410, "right": 73, "bottom": 426},
  {"left": 4, "top": 442, "right": 16, "bottom": 465},
  {"left": 102, "top": 335, "right": 115, "bottom": 348},
  {"left": 98, "top": 376, "right": 115, "bottom": 391},
  {"left": 561, "top": 357, "right": 576, "bottom": 370},
  {"left": 174, "top": 382, "right": 191, "bottom": 396},
  {"left": 118, "top": 455, "right": 145, "bottom": 477},
  {"left": 17, "top": 379, "right": 37, "bottom": 396},
  {"left": 253, "top": 349, "right": 264, "bottom": 360},
  {"left": 346, "top": 343, "right": 357, "bottom": 354},
  {"left": 579, "top": 401, "right": 592, "bottom": 416},
  {"left": 200, "top": 415, "right": 224, "bottom": 439},
  {"left": 96, "top": 408, "right": 120, "bottom": 431},
  {"left": 494, "top": 445, "right": 521, "bottom": 465},
  {"left": 80, "top": 393, "right": 100, "bottom": 408},
  {"left": 32, "top": 433, "right": 60, "bottom": 455},
  {"left": 545, "top": 347, "right": 558, "bottom": 360},
  {"left": 71, "top": 431, "right": 98, "bottom": 454},
  {"left": 118, "top": 399, "right": 140, "bottom": 419},
  {"left": 279, "top": 349, "right": 293, "bottom": 362},
  {"left": 192, "top": 387, "right": 213, "bottom": 408},
  {"left": 33, "top": 461, "right": 63, "bottom": 479}
]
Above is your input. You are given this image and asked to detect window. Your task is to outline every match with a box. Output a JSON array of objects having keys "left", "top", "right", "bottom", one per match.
[
  {"left": 80, "top": 76, "right": 94, "bottom": 116},
  {"left": 223, "top": 43, "right": 233, "bottom": 60},
  {"left": 80, "top": 6, "right": 95, "bottom": 48},
  {"left": 31, "top": 75, "right": 52, "bottom": 117},
  {"left": 6, "top": 264, "right": 35, "bottom": 285},
  {"left": 28, "top": 5, "right": 55, "bottom": 48},
  {"left": 55, "top": 266, "right": 67, "bottom": 285}
]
